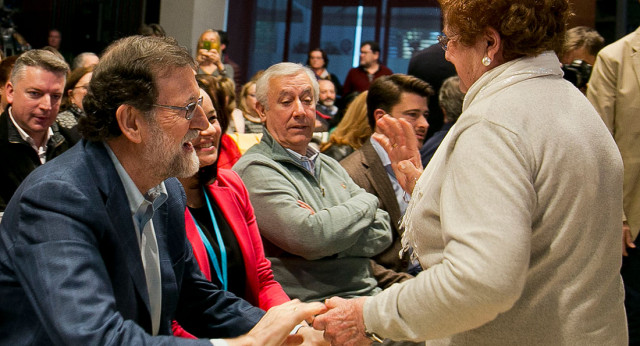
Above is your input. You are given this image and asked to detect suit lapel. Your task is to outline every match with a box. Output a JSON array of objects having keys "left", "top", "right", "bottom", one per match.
[
  {"left": 85, "top": 141, "right": 152, "bottom": 317},
  {"left": 360, "top": 141, "right": 402, "bottom": 232}
]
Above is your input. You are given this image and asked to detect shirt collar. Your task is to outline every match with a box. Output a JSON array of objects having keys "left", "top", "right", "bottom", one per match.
[
  {"left": 285, "top": 145, "right": 320, "bottom": 174},
  {"left": 8, "top": 106, "right": 53, "bottom": 147},
  {"left": 370, "top": 136, "right": 391, "bottom": 166},
  {"left": 103, "top": 142, "right": 168, "bottom": 232}
]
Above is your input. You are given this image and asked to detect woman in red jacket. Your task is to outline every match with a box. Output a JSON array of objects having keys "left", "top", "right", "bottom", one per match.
[{"left": 172, "top": 86, "right": 290, "bottom": 338}]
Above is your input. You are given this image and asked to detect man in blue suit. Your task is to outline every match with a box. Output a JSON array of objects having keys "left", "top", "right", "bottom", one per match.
[{"left": 0, "top": 35, "right": 323, "bottom": 345}]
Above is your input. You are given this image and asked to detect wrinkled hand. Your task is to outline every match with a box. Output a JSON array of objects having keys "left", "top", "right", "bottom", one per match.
[
  {"left": 623, "top": 221, "right": 636, "bottom": 257},
  {"left": 313, "top": 297, "right": 372, "bottom": 346},
  {"left": 229, "top": 299, "right": 327, "bottom": 346},
  {"left": 372, "top": 115, "right": 423, "bottom": 194}
]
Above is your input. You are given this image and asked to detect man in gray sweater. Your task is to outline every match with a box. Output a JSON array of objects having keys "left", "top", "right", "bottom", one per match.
[{"left": 233, "top": 62, "right": 392, "bottom": 302}]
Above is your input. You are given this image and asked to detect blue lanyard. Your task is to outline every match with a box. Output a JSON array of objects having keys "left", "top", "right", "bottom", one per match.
[{"left": 190, "top": 187, "right": 227, "bottom": 290}]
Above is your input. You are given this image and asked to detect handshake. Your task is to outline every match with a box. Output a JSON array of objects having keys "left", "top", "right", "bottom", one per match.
[{"left": 239, "top": 296, "right": 372, "bottom": 346}]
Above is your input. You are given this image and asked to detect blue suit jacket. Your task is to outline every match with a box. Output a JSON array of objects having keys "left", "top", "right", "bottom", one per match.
[{"left": 0, "top": 140, "right": 264, "bottom": 345}]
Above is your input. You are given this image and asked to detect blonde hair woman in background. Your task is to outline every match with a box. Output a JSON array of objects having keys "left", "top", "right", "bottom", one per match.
[{"left": 320, "top": 91, "right": 371, "bottom": 162}]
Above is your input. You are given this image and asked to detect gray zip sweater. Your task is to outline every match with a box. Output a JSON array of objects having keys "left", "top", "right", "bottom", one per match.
[{"left": 233, "top": 129, "right": 392, "bottom": 301}]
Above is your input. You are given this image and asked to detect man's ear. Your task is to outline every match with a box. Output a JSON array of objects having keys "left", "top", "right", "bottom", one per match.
[
  {"left": 115, "top": 104, "right": 144, "bottom": 144},
  {"left": 373, "top": 108, "right": 387, "bottom": 123},
  {"left": 5, "top": 82, "right": 14, "bottom": 104},
  {"left": 256, "top": 102, "right": 267, "bottom": 123}
]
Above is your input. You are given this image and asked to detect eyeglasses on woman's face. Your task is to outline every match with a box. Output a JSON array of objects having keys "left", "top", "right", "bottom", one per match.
[{"left": 437, "top": 34, "right": 452, "bottom": 51}]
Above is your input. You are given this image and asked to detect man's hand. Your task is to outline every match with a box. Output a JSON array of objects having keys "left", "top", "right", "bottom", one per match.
[
  {"left": 623, "top": 221, "right": 636, "bottom": 257},
  {"left": 224, "top": 299, "right": 327, "bottom": 346},
  {"left": 313, "top": 297, "right": 372, "bottom": 346},
  {"left": 372, "top": 115, "right": 423, "bottom": 194}
]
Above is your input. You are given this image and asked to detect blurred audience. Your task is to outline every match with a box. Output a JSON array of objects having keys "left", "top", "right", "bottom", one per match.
[
  {"left": 72, "top": 52, "right": 99, "bottom": 69},
  {"left": 320, "top": 91, "right": 371, "bottom": 162},
  {"left": 342, "top": 41, "right": 392, "bottom": 97},
  {"left": 238, "top": 77, "right": 263, "bottom": 133},
  {"left": 56, "top": 66, "right": 93, "bottom": 143},
  {"left": 196, "top": 29, "right": 234, "bottom": 80},
  {"left": 420, "top": 75, "right": 464, "bottom": 167},
  {"left": 316, "top": 79, "right": 339, "bottom": 131},
  {"left": 0, "top": 55, "right": 18, "bottom": 111},
  {"left": 307, "top": 48, "right": 342, "bottom": 96},
  {"left": 408, "top": 41, "right": 457, "bottom": 142}
]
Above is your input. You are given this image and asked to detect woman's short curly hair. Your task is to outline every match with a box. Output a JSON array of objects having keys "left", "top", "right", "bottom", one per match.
[
  {"left": 79, "top": 35, "right": 196, "bottom": 141},
  {"left": 439, "top": 0, "right": 572, "bottom": 61}
]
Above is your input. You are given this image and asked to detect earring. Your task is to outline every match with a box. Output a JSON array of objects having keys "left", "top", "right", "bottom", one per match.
[{"left": 482, "top": 56, "right": 492, "bottom": 66}]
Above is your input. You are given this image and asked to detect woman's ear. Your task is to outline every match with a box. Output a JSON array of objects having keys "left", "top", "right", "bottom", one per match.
[
  {"left": 115, "top": 104, "right": 144, "bottom": 144},
  {"left": 485, "top": 26, "right": 503, "bottom": 64}
]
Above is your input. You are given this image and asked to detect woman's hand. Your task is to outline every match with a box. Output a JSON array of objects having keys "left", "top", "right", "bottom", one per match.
[{"left": 372, "top": 115, "right": 423, "bottom": 194}]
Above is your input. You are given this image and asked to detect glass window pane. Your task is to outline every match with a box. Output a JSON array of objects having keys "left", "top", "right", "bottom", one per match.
[
  {"left": 288, "top": 0, "right": 313, "bottom": 67},
  {"left": 317, "top": 5, "right": 378, "bottom": 86},
  {"left": 386, "top": 6, "right": 441, "bottom": 74},
  {"left": 250, "top": 0, "right": 288, "bottom": 79}
]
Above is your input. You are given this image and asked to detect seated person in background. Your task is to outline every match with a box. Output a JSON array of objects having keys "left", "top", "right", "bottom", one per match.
[
  {"left": 0, "top": 49, "right": 70, "bottom": 212},
  {"left": 341, "top": 74, "right": 432, "bottom": 285},
  {"left": 196, "top": 29, "right": 234, "bottom": 80},
  {"left": 233, "top": 62, "right": 392, "bottom": 302},
  {"left": 420, "top": 75, "right": 464, "bottom": 167},
  {"left": 320, "top": 91, "right": 370, "bottom": 162},
  {"left": 0, "top": 55, "right": 18, "bottom": 111},
  {"left": 56, "top": 66, "right": 93, "bottom": 143},
  {"left": 307, "top": 48, "right": 342, "bottom": 96},
  {"left": 196, "top": 74, "right": 242, "bottom": 170},
  {"left": 238, "top": 77, "right": 263, "bottom": 134},
  {"left": 0, "top": 35, "right": 324, "bottom": 345},
  {"left": 71, "top": 52, "right": 99, "bottom": 69},
  {"left": 216, "top": 76, "right": 244, "bottom": 134},
  {"left": 316, "top": 79, "right": 339, "bottom": 131},
  {"left": 174, "top": 86, "right": 326, "bottom": 343}
]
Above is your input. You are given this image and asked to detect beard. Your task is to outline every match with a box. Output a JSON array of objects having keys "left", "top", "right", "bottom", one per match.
[
  {"left": 320, "top": 98, "right": 335, "bottom": 107},
  {"left": 145, "top": 122, "right": 200, "bottom": 180}
]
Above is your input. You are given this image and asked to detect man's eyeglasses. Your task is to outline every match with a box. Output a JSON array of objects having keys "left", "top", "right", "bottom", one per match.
[
  {"left": 152, "top": 96, "right": 203, "bottom": 120},
  {"left": 437, "top": 34, "right": 452, "bottom": 52}
]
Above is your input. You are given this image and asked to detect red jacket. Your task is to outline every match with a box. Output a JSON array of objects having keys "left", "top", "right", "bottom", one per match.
[
  {"left": 174, "top": 169, "right": 289, "bottom": 338},
  {"left": 217, "top": 134, "right": 242, "bottom": 170}
]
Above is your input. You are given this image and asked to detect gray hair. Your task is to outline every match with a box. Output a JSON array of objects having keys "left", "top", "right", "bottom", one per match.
[
  {"left": 439, "top": 76, "right": 464, "bottom": 124},
  {"left": 11, "top": 49, "right": 69, "bottom": 85},
  {"left": 72, "top": 52, "right": 99, "bottom": 69},
  {"left": 255, "top": 62, "right": 319, "bottom": 109}
]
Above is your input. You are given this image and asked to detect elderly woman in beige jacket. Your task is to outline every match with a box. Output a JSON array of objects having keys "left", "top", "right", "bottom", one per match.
[{"left": 313, "top": 0, "right": 628, "bottom": 345}]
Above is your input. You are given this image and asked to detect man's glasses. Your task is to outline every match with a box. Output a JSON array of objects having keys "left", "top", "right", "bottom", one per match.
[
  {"left": 437, "top": 34, "right": 452, "bottom": 51},
  {"left": 152, "top": 96, "right": 203, "bottom": 120}
]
